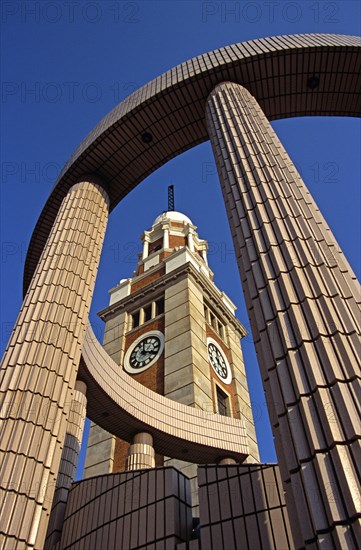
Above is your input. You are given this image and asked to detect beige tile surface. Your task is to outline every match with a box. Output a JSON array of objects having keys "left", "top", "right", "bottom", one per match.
[
  {"left": 0, "top": 179, "right": 109, "bottom": 549},
  {"left": 206, "top": 81, "right": 361, "bottom": 548}
]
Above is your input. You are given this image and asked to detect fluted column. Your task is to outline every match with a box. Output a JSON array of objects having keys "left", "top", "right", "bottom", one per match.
[
  {"left": 44, "top": 381, "right": 87, "bottom": 549},
  {"left": 163, "top": 224, "right": 170, "bottom": 249},
  {"left": 125, "top": 432, "right": 155, "bottom": 471},
  {"left": 206, "top": 82, "right": 360, "bottom": 549},
  {"left": 0, "top": 178, "right": 109, "bottom": 549},
  {"left": 142, "top": 232, "right": 150, "bottom": 260}
]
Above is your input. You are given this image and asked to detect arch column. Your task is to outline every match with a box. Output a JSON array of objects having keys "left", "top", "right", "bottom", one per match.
[
  {"left": 0, "top": 178, "right": 109, "bottom": 549},
  {"left": 206, "top": 82, "right": 360, "bottom": 549},
  {"left": 218, "top": 457, "right": 237, "bottom": 465},
  {"left": 44, "top": 381, "right": 87, "bottom": 549},
  {"left": 125, "top": 432, "right": 155, "bottom": 470}
]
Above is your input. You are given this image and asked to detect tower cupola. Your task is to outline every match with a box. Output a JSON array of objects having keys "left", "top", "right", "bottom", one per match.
[{"left": 137, "top": 210, "right": 210, "bottom": 276}]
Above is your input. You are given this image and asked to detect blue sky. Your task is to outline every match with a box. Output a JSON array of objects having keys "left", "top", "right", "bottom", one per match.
[{"left": 1, "top": 1, "right": 360, "bottom": 471}]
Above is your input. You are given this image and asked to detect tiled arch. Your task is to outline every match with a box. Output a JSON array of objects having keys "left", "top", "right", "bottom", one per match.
[{"left": 23, "top": 33, "right": 361, "bottom": 293}]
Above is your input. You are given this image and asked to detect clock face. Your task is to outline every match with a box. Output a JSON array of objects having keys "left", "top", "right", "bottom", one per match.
[
  {"left": 207, "top": 337, "right": 232, "bottom": 384},
  {"left": 124, "top": 331, "right": 164, "bottom": 374}
]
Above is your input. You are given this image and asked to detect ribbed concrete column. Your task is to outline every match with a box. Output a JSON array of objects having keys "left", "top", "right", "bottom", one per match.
[
  {"left": 206, "top": 82, "right": 360, "bottom": 549},
  {"left": 44, "top": 381, "right": 87, "bottom": 550},
  {"left": 0, "top": 178, "right": 109, "bottom": 549},
  {"left": 125, "top": 432, "right": 155, "bottom": 471},
  {"left": 218, "top": 457, "right": 237, "bottom": 465}
]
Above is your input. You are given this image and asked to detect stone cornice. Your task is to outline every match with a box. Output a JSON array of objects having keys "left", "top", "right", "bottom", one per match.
[{"left": 99, "top": 261, "right": 247, "bottom": 338}]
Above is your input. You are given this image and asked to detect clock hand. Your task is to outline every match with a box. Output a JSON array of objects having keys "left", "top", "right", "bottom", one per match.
[
  {"left": 136, "top": 349, "right": 151, "bottom": 362},
  {"left": 136, "top": 349, "right": 143, "bottom": 361},
  {"left": 144, "top": 343, "right": 154, "bottom": 352},
  {"left": 216, "top": 358, "right": 226, "bottom": 375}
]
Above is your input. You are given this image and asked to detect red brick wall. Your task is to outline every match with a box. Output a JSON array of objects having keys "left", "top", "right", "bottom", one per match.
[
  {"left": 113, "top": 439, "right": 130, "bottom": 471},
  {"left": 131, "top": 266, "right": 165, "bottom": 292},
  {"left": 169, "top": 234, "right": 186, "bottom": 248}
]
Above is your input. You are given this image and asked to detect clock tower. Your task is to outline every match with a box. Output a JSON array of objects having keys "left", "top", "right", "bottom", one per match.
[{"left": 84, "top": 210, "right": 259, "bottom": 510}]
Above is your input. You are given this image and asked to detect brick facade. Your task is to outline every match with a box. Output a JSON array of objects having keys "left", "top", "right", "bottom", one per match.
[
  {"left": 112, "top": 316, "right": 165, "bottom": 472},
  {"left": 131, "top": 266, "right": 165, "bottom": 292}
]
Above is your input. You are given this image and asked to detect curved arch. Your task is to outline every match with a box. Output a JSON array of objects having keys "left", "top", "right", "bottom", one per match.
[
  {"left": 79, "top": 325, "right": 249, "bottom": 463},
  {"left": 23, "top": 33, "right": 361, "bottom": 293}
]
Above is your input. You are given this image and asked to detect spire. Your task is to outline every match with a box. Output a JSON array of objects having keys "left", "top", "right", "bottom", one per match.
[{"left": 168, "top": 185, "right": 174, "bottom": 211}]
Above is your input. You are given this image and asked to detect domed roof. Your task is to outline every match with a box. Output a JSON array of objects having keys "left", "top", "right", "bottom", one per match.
[{"left": 153, "top": 211, "right": 193, "bottom": 226}]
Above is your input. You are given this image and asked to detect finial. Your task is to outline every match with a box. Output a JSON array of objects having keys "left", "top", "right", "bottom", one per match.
[{"left": 168, "top": 185, "right": 174, "bottom": 211}]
